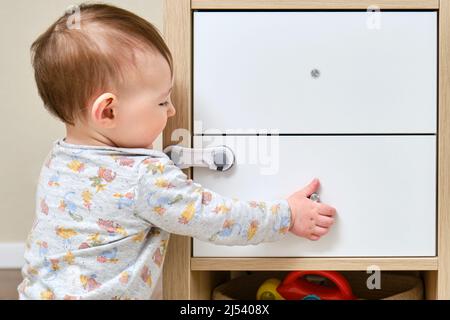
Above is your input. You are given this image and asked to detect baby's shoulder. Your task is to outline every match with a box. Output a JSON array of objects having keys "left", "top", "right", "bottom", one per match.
[{"left": 137, "top": 155, "right": 179, "bottom": 176}]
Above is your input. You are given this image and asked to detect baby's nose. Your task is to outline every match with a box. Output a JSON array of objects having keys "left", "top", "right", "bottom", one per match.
[{"left": 168, "top": 105, "right": 176, "bottom": 117}]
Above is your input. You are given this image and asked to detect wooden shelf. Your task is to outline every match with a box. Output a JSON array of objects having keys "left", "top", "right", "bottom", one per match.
[
  {"left": 192, "top": 0, "right": 439, "bottom": 10},
  {"left": 163, "top": 0, "right": 450, "bottom": 299},
  {"left": 191, "top": 257, "right": 439, "bottom": 271}
]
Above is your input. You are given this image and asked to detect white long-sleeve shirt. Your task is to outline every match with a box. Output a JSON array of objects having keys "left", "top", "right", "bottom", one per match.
[{"left": 18, "top": 139, "right": 292, "bottom": 300}]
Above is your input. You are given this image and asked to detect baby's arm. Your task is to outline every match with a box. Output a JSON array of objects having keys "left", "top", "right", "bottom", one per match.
[{"left": 135, "top": 157, "right": 292, "bottom": 245}]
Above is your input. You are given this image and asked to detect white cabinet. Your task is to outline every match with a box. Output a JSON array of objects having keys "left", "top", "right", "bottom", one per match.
[
  {"left": 192, "top": 135, "right": 436, "bottom": 257},
  {"left": 194, "top": 11, "right": 437, "bottom": 134},
  {"left": 192, "top": 11, "right": 437, "bottom": 258}
]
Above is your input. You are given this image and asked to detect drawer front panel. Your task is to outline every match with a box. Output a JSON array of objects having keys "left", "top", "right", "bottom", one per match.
[
  {"left": 192, "top": 135, "right": 436, "bottom": 257},
  {"left": 193, "top": 11, "right": 437, "bottom": 134}
]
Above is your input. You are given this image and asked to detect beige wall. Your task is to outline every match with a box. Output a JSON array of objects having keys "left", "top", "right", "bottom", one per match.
[{"left": 0, "top": 0, "right": 164, "bottom": 243}]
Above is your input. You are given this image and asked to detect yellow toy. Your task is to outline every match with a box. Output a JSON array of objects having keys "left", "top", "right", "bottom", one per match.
[{"left": 256, "top": 278, "right": 285, "bottom": 300}]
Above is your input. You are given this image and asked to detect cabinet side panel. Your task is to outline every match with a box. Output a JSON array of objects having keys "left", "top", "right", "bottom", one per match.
[
  {"left": 162, "top": 0, "right": 192, "bottom": 300},
  {"left": 438, "top": 0, "right": 450, "bottom": 301}
]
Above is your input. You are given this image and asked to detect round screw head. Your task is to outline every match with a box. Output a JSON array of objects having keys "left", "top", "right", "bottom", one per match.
[{"left": 311, "top": 69, "right": 321, "bottom": 79}]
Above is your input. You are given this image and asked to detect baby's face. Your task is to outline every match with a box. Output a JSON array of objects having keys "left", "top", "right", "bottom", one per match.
[{"left": 103, "top": 50, "right": 175, "bottom": 149}]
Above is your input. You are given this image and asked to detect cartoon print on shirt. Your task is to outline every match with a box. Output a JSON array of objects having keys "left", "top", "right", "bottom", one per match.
[
  {"left": 78, "top": 232, "right": 104, "bottom": 249},
  {"left": 58, "top": 192, "right": 83, "bottom": 222},
  {"left": 55, "top": 226, "right": 78, "bottom": 249},
  {"left": 112, "top": 155, "right": 135, "bottom": 167},
  {"left": 178, "top": 201, "right": 196, "bottom": 224},
  {"left": 89, "top": 167, "right": 117, "bottom": 192},
  {"left": 48, "top": 172, "right": 60, "bottom": 187},
  {"left": 82, "top": 189, "right": 93, "bottom": 210},
  {"left": 36, "top": 240, "right": 48, "bottom": 257},
  {"left": 113, "top": 192, "right": 135, "bottom": 209},
  {"left": 40, "top": 198, "right": 49, "bottom": 215},
  {"left": 80, "top": 274, "right": 101, "bottom": 292},
  {"left": 143, "top": 158, "right": 165, "bottom": 174},
  {"left": 97, "top": 247, "right": 119, "bottom": 264},
  {"left": 97, "top": 219, "right": 128, "bottom": 237},
  {"left": 67, "top": 160, "right": 85, "bottom": 173},
  {"left": 140, "top": 265, "right": 152, "bottom": 287},
  {"left": 209, "top": 219, "right": 242, "bottom": 242}
]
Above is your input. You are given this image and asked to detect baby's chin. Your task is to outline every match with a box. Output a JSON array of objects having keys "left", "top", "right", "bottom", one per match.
[
  {"left": 134, "top": 143, "right": 154, "bottom": 149},
  {"left": 115, "top": 141, "right": 154, "bottom": 149},
  {"left": 112, "top": 134, "right": 157, "bottom": 149}
]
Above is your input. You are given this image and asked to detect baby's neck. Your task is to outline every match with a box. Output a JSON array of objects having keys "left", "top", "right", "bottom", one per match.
[{"left": 65, "top": 124, "right": 117, "bottom": 148}]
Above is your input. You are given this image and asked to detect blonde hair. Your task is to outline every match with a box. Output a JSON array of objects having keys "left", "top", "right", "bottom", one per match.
[{"left": 31, "top": 2, "right": 173, "bottom": 125}]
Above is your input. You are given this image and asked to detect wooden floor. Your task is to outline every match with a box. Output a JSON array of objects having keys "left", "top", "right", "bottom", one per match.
[{"left": 0, "top": 269, "right": 21, "bottom": 300}]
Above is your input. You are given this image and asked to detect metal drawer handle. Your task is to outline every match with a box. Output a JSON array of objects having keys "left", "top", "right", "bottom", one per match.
[
  {"left": 163, "top": 145, "right": 235, "bottom": 172},
  {"left": 309, "top": 193, "right": 320, "bottom": 202}
]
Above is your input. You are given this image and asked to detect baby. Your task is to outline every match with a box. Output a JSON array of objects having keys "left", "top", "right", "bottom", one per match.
[{"left": 19, "top": 3, "right": 336, "bottom": 300}]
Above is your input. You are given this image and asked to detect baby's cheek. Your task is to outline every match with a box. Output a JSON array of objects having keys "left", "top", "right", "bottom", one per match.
[
  {"left": 140, "top": 111, "right": 164, "bottom": 139},
  {"left": 130, "top": 106, "right": 165, "bottom": 137},
  {"left": 122, "top": 112, "right": 150, "bottom": 139},
  {"left": 148, "top": 115, "right": 166, "bottom": 139},
  {"left": 156, "top": 112, "right": 168, "bottom": 130}
]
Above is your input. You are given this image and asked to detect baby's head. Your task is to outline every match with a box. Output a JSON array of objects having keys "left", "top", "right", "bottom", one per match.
[{"left": 31, "top": 3, "right": 176, "bottom": 148}]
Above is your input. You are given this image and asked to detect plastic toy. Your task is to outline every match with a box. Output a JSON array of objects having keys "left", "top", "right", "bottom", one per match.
[
  {"left": 256, "top": 278, "right": 285, "bottom": 300},
  {"left": 257, "top": 271, "right": 356, "bottom": 300}
]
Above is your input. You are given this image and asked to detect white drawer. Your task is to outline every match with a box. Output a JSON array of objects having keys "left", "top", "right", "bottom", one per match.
[
  {"left": 192, "top": 135, "right": 436, "bottom": 257},
  {"left": 193, "top": 11, "right": 437, "bottom": 134}
]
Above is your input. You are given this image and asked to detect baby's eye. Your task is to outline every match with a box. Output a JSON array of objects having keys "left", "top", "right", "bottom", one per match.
[{"left": 159, "top": 101, "right": 169, "bottom": 107}]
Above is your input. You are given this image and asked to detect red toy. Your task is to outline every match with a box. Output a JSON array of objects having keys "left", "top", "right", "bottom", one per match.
[{"left": 276, "top": 271, "right": 356, "bottom": 300}]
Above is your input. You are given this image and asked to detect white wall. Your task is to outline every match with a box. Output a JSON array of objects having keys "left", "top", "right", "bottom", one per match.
[{"left": 0, "top": 0, "right": 164, "bottom": 243}]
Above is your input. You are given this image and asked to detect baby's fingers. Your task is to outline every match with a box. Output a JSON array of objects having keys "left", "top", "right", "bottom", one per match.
[
  {"left": 318, "top": 203, "right": 337, "bottom": 217},
  {"left": 316, "top": 215, "right": 334, "bottom": 228},
  {"left": 308, "top": 234, "right": 321, "bottom": 241},
  {"left": 312, "top": 226, "right": 329, "bottom": 237}
]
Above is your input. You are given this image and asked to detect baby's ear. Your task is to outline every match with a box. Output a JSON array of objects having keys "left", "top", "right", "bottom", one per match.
[{"left": 90, "top": 93, "right": 117, "bottom": 128}]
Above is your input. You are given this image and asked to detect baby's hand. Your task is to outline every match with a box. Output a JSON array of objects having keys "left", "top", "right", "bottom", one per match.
[{"left": 287, "top": 178, "right": 337, "bottom": 241}]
